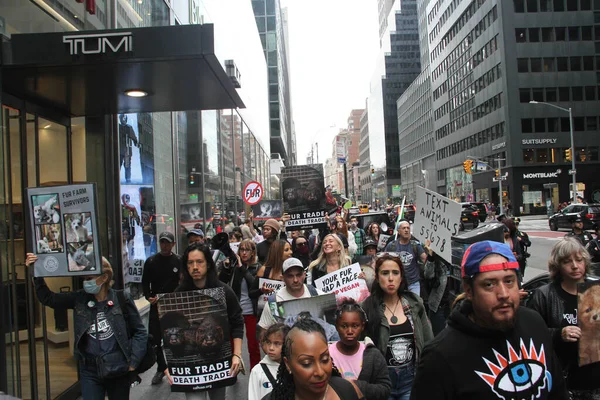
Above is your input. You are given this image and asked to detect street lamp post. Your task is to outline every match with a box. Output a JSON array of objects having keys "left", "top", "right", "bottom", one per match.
[{"left": 530, "top": 101, "right": 577, "bottom": 204}]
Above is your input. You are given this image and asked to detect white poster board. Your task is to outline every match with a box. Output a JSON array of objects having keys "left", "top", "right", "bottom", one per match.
[
  {"left": 414, "top": 186, "right": 461, "bottom": 264},
  {"left": 257, "top": 278, "right": 285, "bottom": 311},
  {"left": 123, "top": 259, "right": 144, "bottom": 284},
  {"left": 314, "top": 263, "right": 370, "bottom": 304},
  {"left": 378, "top": 234, "right": 391, "bottom": 250}
]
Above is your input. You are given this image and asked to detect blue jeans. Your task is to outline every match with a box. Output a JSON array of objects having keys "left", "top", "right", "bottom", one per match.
[
  {"left": 388, "top": 364, "right": 415, "bottom": 400},
  {"left": 408, "top": 281, "right": 420, "bottom": 297},
  {"left": 79, "top": 364, "right": 131, "bottom": 400}
]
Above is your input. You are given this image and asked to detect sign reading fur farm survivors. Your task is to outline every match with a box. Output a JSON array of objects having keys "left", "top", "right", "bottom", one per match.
[
  {"left": 413, "top": 186, "right": 461, "bottom": 264},
  {"left": 577, "top": 281, "right": 600, "bottom": 366},
  {"left": 158, "top": 289, "right": 235, "bottom": 392},
  {"left": 281, "top": 164, "right": 328, "bottom": 231},
  {"left": 26, "top": 184, "right": 101, "bottom": 277},
  {"left": 257, "top": 278, "right": 284, "bottom": 311},
  {"left": 314, "top": 264, "right": 370, "bottom": 304}
]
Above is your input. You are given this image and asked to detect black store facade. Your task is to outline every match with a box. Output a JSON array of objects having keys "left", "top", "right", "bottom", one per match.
[{"left": 0, "top": 25, "right": 244, "bottom": 399}]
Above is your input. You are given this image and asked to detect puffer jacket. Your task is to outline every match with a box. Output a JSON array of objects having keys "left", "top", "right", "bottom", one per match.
[{"left": 34, "top": 278, "right": 147, "bottom": 368}]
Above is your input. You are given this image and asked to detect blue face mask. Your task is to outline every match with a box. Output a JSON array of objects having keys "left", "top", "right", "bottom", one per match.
[{"left": 83, "top": 278, "right": 103, "bottom": 294}]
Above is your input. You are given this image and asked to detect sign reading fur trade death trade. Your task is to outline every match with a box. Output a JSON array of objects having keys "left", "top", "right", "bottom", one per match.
[
  {"left": 158, "top": 289, "right": 235, "bottom": 392},
  {"left": 281, "top": 164, "right": 328, "bottom": 231},
  {"left": 314, "top": 263, "right": 370, "bottom": 304},
  {"left": 413, "top": 186, "right": 461, "bottom": 264},
  {"left": 26, "top": 183, "right": 101, "bottom": 277}
]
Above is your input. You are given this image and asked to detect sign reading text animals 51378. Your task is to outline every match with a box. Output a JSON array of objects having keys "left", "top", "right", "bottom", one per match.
[{"left": 413, "top": 187, "right": 461, "bottom": 264}]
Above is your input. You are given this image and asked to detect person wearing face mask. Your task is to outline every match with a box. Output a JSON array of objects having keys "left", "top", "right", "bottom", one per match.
[
  {"left": 27, "top": 253, "right": 147, "bottom": 399},
  {"left": 291, "top": 235, "right": 311, "bottom": 268},
  {"left": 349, "top": 216, "right": 366, "bottom": 257}
]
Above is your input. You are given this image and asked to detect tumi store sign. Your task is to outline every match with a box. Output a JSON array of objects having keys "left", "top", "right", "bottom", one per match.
[{"left": 63, "top": 32, "right": 133, "bottom": 55}]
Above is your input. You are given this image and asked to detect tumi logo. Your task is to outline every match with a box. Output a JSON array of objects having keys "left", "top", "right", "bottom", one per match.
[{"left": 63, "top": 32, "right": 133, "bottom": 56}]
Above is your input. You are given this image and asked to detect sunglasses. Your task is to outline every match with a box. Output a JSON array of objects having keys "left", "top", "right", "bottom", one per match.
[{"left": 296, "top": 242, "right": 307, "bottom": 247}]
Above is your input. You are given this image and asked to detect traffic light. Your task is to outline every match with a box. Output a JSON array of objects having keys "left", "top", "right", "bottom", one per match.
[
  {"left": 495, "top": 169, "right": 500, "bottom": 178},
  {"left": 189, "top": 173, "right": 195, "bottom": 185},
  {"left": 371, "top": 168, "right": 375, "bottom": 175},
  {"left": 463, "top": 160, "right": 473, "bottom": 174},
  {"left": 565, "top": 148, "right": 572, "bottom": 161}
]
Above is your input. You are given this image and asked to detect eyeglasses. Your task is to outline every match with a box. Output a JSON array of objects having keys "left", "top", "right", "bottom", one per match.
[{"left": 239, "top": 248, "right": 252, "bottom": 253}]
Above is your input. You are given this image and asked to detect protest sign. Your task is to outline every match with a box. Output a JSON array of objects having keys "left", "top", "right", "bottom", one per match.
[
  {"left": 257, "top": 278, "right": 285, "bottom": 311},
  {"left": 123, "top": 259, "right": 144, "bottom": 284},
  {"left": 281, "top": 164, "right": 328, "bottom": 231},
  {"left": 378, "top": 234, "right": 391, "bottom": 251},
  {"left": 578, "top": 281, "right": 600, "bottom": 366},
  {"left": 251, "top": 200, "right": 283, "bottom": 221},
  {"left": 26, "top": 184, "right": 101, "bottom": 277},
  {"left": 314, "top": 264, "right": 370, "bottom": 304},
  {"left": 158, "top": 289, "right": 235, "bottom": 392},
  {"left": 413, "top": 187, "right": 461, "bottom": 264},
  {"left": 229, "top": 242, "right": 240, "bottom": 255}
]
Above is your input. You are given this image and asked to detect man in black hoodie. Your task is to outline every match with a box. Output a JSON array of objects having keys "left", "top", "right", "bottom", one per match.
[{"left": 411, "top": 241, "right": 568, "bottom": 400}]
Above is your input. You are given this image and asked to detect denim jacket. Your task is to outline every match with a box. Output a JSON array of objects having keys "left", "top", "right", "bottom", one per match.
[{"left": 34, "top": 278, "right": 148, "bottom": 369}]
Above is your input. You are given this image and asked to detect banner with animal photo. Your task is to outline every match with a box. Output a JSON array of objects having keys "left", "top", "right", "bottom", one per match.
[
  {"left": 251, "top": 200, "right": 283, "bottom": 221},
  {"left": 314, "top": 264, "right": 370, "bottom": 304},
  {"left": 157, "top": 289, "right": 235, "bottom": 392},
  {"left": 257, "top": 278, "right": 285, "bottom": 311},
  {"left": 26, "top": 184, "right": 101, "bottom": 277},
  {"left": 281, "top": 164, "right": 328, "bottom": 231},
  {"left": 578, "top": 281, "right": 600, "bottom": 366},
  {"left": 413, "top": 186, "right": 461, "bottom": 264}
]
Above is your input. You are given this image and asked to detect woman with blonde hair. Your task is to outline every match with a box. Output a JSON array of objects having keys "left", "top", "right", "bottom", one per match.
[
  {"left": 27, "top": 253, "right": 147, "bottom": 399},
  {"left": 307, "top": 233, "right": 352, "bottom": 287},
  {"left": 528, "top": 238, "right": 600, "bottom": 399}
]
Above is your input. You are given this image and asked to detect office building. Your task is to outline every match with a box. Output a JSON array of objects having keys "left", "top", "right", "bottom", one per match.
[
  {"left": 0, "top": 1, "right": 270, "bottom": 397},
  {"left": 429, "top": 0, "right": 600, "bottom": 213},
  {"left": 359, "top": 104, "right": 372, "bottom": 203},
  {"left": 251, "top": 0, "right": 295, "bottom": 165}
]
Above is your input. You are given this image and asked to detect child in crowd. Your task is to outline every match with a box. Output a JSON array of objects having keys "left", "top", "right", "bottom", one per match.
[
  {"left": 329, "top": 299, "right": 391, "bottom": 400},
  {"left": 248, "top": 323, "right": 290, "bottom": 400}
]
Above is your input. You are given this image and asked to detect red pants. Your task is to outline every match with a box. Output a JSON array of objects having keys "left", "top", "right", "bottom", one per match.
[{"left": 244, "top": 314, "right": 261, "bottom": 369}]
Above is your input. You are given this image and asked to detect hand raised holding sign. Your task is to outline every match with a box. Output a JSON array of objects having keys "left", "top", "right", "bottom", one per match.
[{"left": 424, "top": 240, "right": 434, "bottom": 257}]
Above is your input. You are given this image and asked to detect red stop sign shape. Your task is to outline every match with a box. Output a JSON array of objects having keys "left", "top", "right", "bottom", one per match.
[{"left": 243, "top": 181, "right": 263, "bottom": 205}]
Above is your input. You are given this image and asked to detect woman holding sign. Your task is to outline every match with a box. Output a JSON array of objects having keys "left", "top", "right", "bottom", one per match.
[
  {"left": 362, "top": 254, "right": 433, "bottom": 400},
  {"left": 528, "top": 238, "right": 600, "bottom": 399},
  {"left": 307, "top": 234, "right": 352, "bottom": 287},
  {"left": 251, "top": 239, "right": 292, "bottom": 299},
  {"left": 166, "top": 243, "right": 244, "bottom": 400}
]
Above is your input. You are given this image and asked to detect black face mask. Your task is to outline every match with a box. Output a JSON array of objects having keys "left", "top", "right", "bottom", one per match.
[{"left": 295, "top": 245, "right": 309, "bottom": 255}]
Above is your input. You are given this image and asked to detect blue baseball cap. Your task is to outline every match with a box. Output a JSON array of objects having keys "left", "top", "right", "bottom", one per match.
[
  {"left": 461, "top": 240, "right": 519, "bottom": 278},
  {"left": 187, "top": 228, "right": 204, "bottom": 238}
]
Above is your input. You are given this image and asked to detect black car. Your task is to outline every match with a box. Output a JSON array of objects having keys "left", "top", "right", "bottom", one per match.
[
  {"left": 459, "top": 203, "right": 480, "bottom": 231},
  {"left": 469, "top": 202, "right": 488, "bottom": 223},
  {"left": 548, "top": 203, "right": 600, "bottom": 231},
  {"left": 354, "top": 212, "right": 394, "bottom": 235}
]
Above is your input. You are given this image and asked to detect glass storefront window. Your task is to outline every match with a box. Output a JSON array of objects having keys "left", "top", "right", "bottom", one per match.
[
  {"left": 116, "top": 0, "right": 170, "bottom": 28},
  {"left": 536, "top": 148, "right": 549, "bottom": 163},
  {"left": 523, "top": 148, "right": 535, "bottom": 163},
  {"left": 445, "top": 165, "right": 473, "bottom": 202}
]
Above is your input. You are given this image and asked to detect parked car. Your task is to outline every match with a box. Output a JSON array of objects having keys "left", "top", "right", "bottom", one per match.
[
  {"left": 348, "top": 206, "right": 360, "bottom": 216},
  {"left": 354, "top": 211, "right": 394, "bottom": 235},
  {"left": 459, "top": 203, "right": 480, "bottom": 231},
  {"left": 469, "top": 202, "right": 488, "bottom": 223},
  {"left": 548, "top": 203, "right": 600, "bottom": 231}
]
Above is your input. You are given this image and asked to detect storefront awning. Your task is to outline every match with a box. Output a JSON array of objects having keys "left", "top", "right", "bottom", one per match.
[{"left": 1, "top": 24, "right": 245, "bottom": 116}]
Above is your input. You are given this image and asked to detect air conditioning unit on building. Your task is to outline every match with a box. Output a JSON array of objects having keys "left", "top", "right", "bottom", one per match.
[{"left": 225, "top": 60, "right": 242, "bottom": 89}]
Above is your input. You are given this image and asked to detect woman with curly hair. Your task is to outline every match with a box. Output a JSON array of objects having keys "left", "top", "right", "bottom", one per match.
[
  {"left": 366, "top": 223, "right": 383, "bottom": 250},
  {"left": 263, "top": 318, "right": 364, "bottom": 400},
  {"left": 362, "top": 254, "right": 433, "bottom": 400},
  {"left": 307, "top": 234, "right": 352, "bottom": 287}
]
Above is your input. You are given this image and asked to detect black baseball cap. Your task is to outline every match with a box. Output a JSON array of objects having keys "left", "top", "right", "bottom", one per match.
[{"left": 159, "top": 231, "right": 175, "bottom": 242}]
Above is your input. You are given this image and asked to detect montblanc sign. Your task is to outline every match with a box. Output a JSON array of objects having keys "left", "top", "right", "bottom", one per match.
[
  {"left": 63, "top": 32, "right": 133, "bottom": 56},
  {"left": 522, "top": 138, "right": 557, "bottom": 145},
  {"left": 523, "top": 172, "right": 559, "bottom": 179}
]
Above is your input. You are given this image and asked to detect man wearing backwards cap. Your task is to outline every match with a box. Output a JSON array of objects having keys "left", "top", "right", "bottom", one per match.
[
  {"left": 411, "top": 241, "right": 567, "bottom": 399},
  {"left": 257, "top": 258, "right": 323, "bottom": 336},
  {"left": 565, "top": 215, "right": 593, "bottom": 247}
]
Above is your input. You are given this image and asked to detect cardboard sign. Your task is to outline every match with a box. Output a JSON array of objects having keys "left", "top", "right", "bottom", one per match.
[
  {"left": 281, "top": 164, "right": 328, "bottom": 231},
  {"left": 27, "top": 183, "right": 102, "bottom": 277},
  {"left": 251, "top": 200, "right": 283, "bottom": 221},
  {"left": 578, "top": 281, "right": 600, "bottom": 366},
  {"left": 123, "top": 259, "right": 144, "bottom": 284},
  {"left": 158, "top": 289, "right": 236, "bottom": 392},
  {"left": 257, "top": 278, "right": 285, "bottom": 311},
  {"left": 314, "top": 264, "right": 370, "bottom": 304},
  {"left": 378, "top": 234, "right": 391, "bottom": 251},
  {"left": 413, "top": 186, "right": 461, "bottom": 264}
]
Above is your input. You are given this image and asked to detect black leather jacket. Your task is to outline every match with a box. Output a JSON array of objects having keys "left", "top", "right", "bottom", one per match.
[
  {"left": 34, "top": 278, "right": 148, "bottom": 368},
  {"left": 218, "top": 261, "right": 260, "bottom": 313}
]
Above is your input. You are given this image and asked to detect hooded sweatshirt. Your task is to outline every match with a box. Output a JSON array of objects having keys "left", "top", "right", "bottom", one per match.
[
  {"left": 248, "top": 355, "right": 280, "bottom": 400},
  {"left": 411, "top": 301, "right": 568, "bottom": 400}
]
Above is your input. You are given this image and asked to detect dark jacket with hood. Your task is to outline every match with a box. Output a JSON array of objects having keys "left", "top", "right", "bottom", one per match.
[
  {"left": 528, "top": 279, "right": 600, "bottom": 390},
  {"left": 353, "top": 337, "right": 392, "bottom": 400},
  {"left": 219, "top": 261, "right": 260, "bottom": 314},
  {"left": 411, "top": 301, "right": 568, "bottom": 399}
]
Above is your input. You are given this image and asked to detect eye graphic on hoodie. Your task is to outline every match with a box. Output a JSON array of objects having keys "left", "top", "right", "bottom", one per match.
[{"left": 475, "top": 339, "right": 552, "bottom": 400}]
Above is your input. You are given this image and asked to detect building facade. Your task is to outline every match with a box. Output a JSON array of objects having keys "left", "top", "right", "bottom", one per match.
[
  {"left": 359, "top": 104, "right": 372, "bottom": 203},
  {"left": 0, "top": 1, "right": 270, "bottom": 398},
  {"left": 429, "top": 0, "right": 600, "bottom": 214},
  {"left": 251, "top": 0, "right": 295, "bottom": 165}
]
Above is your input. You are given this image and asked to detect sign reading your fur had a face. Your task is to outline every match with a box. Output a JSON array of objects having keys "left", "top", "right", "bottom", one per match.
[
  {"left": 577, "top": 280, "right": 600, "bottom": 366},
  {"left": 27, "top": 184, "right": 101, "bottom": 277}
]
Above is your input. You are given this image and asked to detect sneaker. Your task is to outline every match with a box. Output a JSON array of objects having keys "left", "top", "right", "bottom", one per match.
[{"left": 151, "top": 371, "right": 165, "bottom": 385}]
